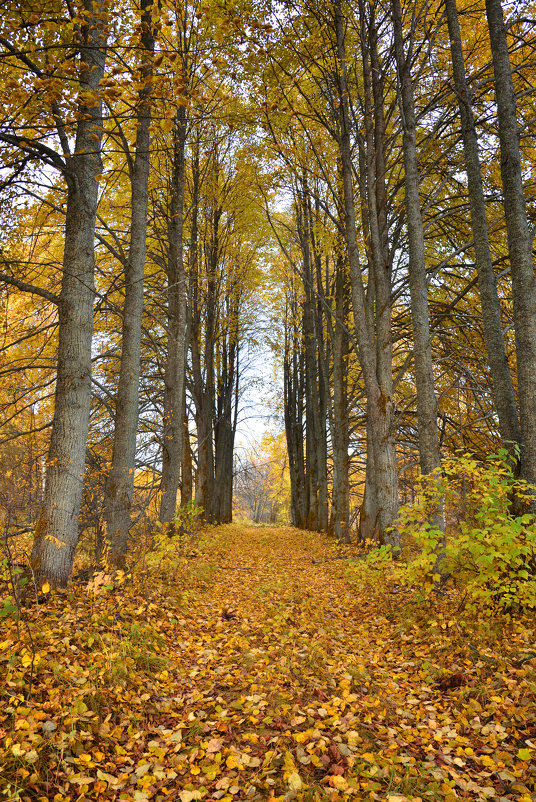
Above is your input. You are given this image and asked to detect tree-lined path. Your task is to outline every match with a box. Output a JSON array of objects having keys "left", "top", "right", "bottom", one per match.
[
  {"left": 3, "top": 524, "right": 534, "bottom": 800},
  {"left": 2, "top": 0, "right": 536, "bottom": 797},
  {"left": 2, "top": 0, "right": 536, "bottom": 585}
]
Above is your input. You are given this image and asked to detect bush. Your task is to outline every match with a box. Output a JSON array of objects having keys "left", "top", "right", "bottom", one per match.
[{"left": 398, "top": 450, "right": 536, "bottom": 611}]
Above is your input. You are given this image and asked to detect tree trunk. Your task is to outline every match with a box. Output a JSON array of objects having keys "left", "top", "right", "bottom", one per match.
[
  {"left": 194, "top": 201, "right": 218, "bottom": 521},
  {"left": 360, "top": 0, "right": 398, "bottom": 546},
  {"left": 194, "top": 397, "right": 214, "bottom": 518},
  {"left": 358, "top": 415, "right": 378, "bottom": 542},
  {"left": 284, "top": 316, "right": 307, "bottom": 529},
  {"left": 311, "top": 201, "right": 329, "bottom": 533},
  {"left": 315, "top": 326, "right": 329, "bottom": 533},
  {"left": 31, "top": 0, "right": 107, "bottom": 586},
  {"left": 392, "top": 0, "right": 444, "bottom": 548},
  {"left": 213, "top": 327, "right": 237, "bottom": 524},
  {"left": 103, "top": 0, "right": 154, "bottom": 566},
  {"left": 297, "top": 193, "right": 320, "bottom": 530},
  {"left": 184, "top": 134, "right": 199, "bottom": 510},
  {"left": 485, "top": 0, "right": 536, "bottom": 489},
  {"left": 445, "top": 0, "right": 520, "bottom": 454},
  {"left": 334, "top": 0, "right": 400, "bottom": 551},
  {"left": 160, "top": 108, "right": 188, "bottom": 524},
  {"left": 181, "top": 394, "right": 193, "bottom": 506},
  {"left": 331, "top": 259, "right": 350, "bottom": 542}
]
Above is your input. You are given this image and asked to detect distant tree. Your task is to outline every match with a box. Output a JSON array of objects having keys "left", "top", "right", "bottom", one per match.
[{"left": 234, "top": 434, "right": 290, "bottom": 523}]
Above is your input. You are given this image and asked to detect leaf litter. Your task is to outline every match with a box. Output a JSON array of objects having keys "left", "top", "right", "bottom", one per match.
[{"left": 1, "top": 524, "right": 535, "bottom": 801}]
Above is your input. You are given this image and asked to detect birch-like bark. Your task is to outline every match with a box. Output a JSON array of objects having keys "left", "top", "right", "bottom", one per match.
[
  {"left": 445, "top": 0, "right": 520, "bottom": 453},
  {"left": 103, "top": 0, "right": 154, "bottom": 565},
  {"left": 32, "top": 0, "right": 107, "bottom": 586},
  {"left": 485, "top": 0, "right": 536, "bottom": 489}
]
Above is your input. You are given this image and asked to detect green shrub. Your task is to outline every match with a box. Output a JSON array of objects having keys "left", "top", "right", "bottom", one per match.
[{"left": 398, "top": 450, "right": 536, "bottom": 611}]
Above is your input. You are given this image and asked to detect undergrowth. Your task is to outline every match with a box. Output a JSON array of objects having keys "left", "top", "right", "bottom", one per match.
[{"left": 346, "top": 450, "right": 536, "bottom": 616}]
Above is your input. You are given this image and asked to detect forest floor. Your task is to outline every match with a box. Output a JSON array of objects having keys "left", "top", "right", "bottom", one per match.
[{"left": 1, "top": 524, "right": 536, "bottom": 802}]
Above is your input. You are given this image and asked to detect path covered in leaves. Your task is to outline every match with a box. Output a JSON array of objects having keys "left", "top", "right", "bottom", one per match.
[{"left": 2, "top": 525, "right": 536, "bottom": 801}]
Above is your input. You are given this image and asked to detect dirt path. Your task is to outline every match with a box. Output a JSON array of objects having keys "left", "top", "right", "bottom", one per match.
[
  {"left": 3, "top": 524, "right": 534, "bottom": 801},
  {"left": 148, "top": 525, "right": 534, "bottom": 801}
]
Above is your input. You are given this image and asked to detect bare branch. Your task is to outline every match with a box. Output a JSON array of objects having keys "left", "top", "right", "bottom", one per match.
[{"left": 0, "top": 271, "right": 59, "bottom": 305}]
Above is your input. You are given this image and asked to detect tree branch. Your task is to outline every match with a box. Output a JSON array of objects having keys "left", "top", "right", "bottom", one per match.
[{"left": 0, "top": 272, "right": 59, "bottom": 305}]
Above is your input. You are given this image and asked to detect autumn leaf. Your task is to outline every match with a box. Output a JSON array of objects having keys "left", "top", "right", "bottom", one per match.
[{"left": 1, "top": 524, "right": 536, "bottom": 800}]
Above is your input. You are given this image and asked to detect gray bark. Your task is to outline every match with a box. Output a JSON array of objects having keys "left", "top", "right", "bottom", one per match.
[
  {"left": 485, "top": 0, "right": 536, "bottom": 488},
  {"left": 193, "top": 198, "right": 218, "bottom": 520},
  {"left": 284, "top": 312, "right": 307, "bottom": 529},
  {"left": 334, "top": 0, "right": 400, "bottom": 550},
  {"left": 315, "top": 300, "right": 330, "bottom": 533},
  {"left": 191, "top": 175, "right": 219, "bottom": 520},
  {"left": 358, "top": 415, "right": 378, "bottom": 542},
  {"left": 181, "top": 395, "right": 193, "bottom": 506},
  {"left": 360, "top": 0, "right": 398, "bottom": 544},
  {"left": 103, "top": 0, "right": 154, "bottom": 565},
  {"left": 392, "top": 0, "right": 444, "bottom": 546},
  {"left": 160, "top": 108, "right": 188, "bottom": 523},
  {"left": 330, "top": 257, "right": 350, "bottom": 542},
  {"left": 213, "top": 314, "right": 239, "bottom": 524},
  {"left": 445, "top": 0, "right": 520, "bottom": 453},
  {"left": 31, "top": 0, "right": 107, "bottom": 586},
  {"left": 311, "top": 201, "right": 330, "bottom": 533},
  {"left": 297, "top": 190, "right": 320, "bottom": 530}
]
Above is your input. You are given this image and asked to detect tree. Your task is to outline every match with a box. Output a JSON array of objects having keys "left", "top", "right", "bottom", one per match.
[
  {"left": 0, "top": 0, "right": 110, "bottom": 586},
  {"left": 234, "top": 433, "right": 290, "bottom": 523},
  {"left": 103, "top": 0, "right": 155, "bottom": 566},
  {"left": 485, "top": 0, "right": 536, "bottom": 493},
  {"left": 392, "top": 0, "right": 444, "bottom": 551}
]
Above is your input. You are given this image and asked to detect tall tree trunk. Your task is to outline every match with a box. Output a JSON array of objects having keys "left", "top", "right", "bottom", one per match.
[
  {"left": 315, "top": 315, "right": 329, "bottom": 533},
  {"left": 191, "top": 276, "right": 216, "bottom": 522},
  {"left": 360, "top": 0, "right": 398, "bottom": 544},
  {"left": 184, "top": 133, "right": 199, "bottom": 510},
  {"left": 311, "top": 199, "right": 329, "bottom": 533},
  {"left": 334, "top": 0, "right": 400, "bottom": 550},
  {"left": 485, "top": 0, "right": 536, "bottom": 489},
  {"left": 181, "top": 393, "right": 193, "bottom": 506},
  {"left": 213, "top": 327, "right": 237, "bottom": 524},
  {"left": 331, "top": 258, "right": 350, "bottom": 542},
  {"left": 103, "top": 0, "right": 154, "bottom": 566},
  {"left": 195, "top": 202, "right": 218, "bottom": 521},
  {"left": 445, "top": 0, "right": 520, "bottom": 453},
  {"left": 297, "top": 192, "right": 320, "bottom": 530},
  {"left": 31, "top": 0, "right": 107, "bottom": 586},
  {"left": 160, "top": 108, "right": 188, "bottom": 524},
  {"left": 357, "top": 157, "right": 378, "bottom": 542},
  {"left": 194, "top": 396, "right": 214, "bottom": 518},
  {"left": 392, "top": 0, "right": 444, "bottom": 547},
  {"left": 358, "top": 415, "right": 378, "bottom": 541},
  {"left": 284, "top": 314, "right": 307, "bottom": 529}
]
